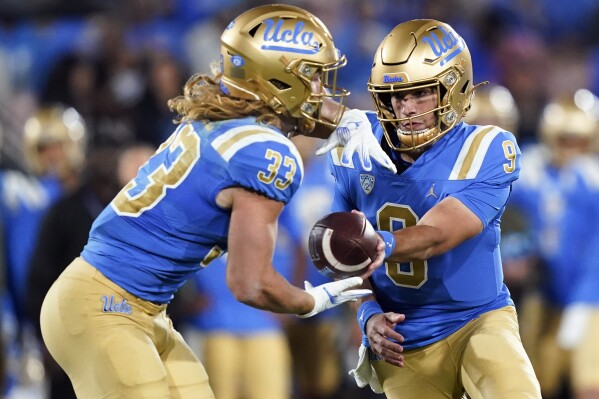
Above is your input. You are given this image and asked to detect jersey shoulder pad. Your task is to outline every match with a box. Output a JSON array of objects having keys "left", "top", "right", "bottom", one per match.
[
  {"left": 211, "top": 124, "right": 303, "bottom": 203},
  {"left": 449, "top": 125, "right": 520, "bottom": 184}
]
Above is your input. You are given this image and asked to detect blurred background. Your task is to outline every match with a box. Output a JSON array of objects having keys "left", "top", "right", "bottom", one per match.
[{"left": 0, "top": 0, "right": 598, "bottom": 398}]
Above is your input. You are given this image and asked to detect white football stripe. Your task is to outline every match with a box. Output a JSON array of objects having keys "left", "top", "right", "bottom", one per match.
[{"left": 321, "top": 228, "right": 371, "bottom": 272}]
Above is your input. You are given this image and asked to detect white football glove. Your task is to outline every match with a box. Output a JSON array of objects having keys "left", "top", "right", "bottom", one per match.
[
  {"left": 315, "top": 109, "right": 397, "bottom": 173},
  {"left": 297, "top": 277, "right": 371, "bottom": 318}
]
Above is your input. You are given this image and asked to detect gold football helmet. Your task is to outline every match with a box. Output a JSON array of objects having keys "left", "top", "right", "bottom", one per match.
[
  {"left": 23, "top": 105, "right": 86, "bottom": 177},
  {"left": 540, "top": 89, "right": 599, "bottom": 165},
  {"left": 462, "top": 84, "right": 519, "bottom": 134},
  {"left": 540, "top": 89, "right": 598, "bottom": 142},
  {"left": 369, "top": 19, "right": 484, "bottom": 152},
  {"left": 220, "top": 4, "right": 348, "bottom": 134}
]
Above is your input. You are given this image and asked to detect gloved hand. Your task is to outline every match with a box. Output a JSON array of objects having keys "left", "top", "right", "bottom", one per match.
[
  {"left": 315, "top": 109, "right": 397, "bottom": 173},
  {"left": 297, "top": 277, "right": 371, "bottom": 318}
]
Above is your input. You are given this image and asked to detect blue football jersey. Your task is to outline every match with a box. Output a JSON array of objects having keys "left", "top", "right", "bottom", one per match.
[
  {"left": 0, "top": 171, "right": 63, "bottom": 319},
  {"left": 82, "top": 118, "right": 303, "bottom": 304},
  {"left": 328, "top": 112, "right": 519, "bottom": 350},
  {"left": 509, "top": 147, "right": 599, "bottom": 307}
]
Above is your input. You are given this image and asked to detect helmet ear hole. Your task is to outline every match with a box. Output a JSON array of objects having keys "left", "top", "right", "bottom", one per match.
[
  {"left": 269, "top": 79, "right": 291, "bottom": 91},
  {"left": 460, "top": 81, "right": 470, "bottom": 94},
  {"left": 248, "top": 24, "right": 261, "bottom": 37}
]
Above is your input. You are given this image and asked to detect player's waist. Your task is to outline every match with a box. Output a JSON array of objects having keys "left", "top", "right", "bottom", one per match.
[
  {"left": 387, "top": 297, "right": 513, "bottom": 349},
  {"left": 81, "top": 247, "right": 196, "bottom": 304}
]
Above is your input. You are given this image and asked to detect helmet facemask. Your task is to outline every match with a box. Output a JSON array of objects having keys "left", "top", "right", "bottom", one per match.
[
  {"left": 287, "top": 55, "right": 348, "bottom": 135},
  {"left": 368, "top": 20, "right": 483, "bottom": 152}
]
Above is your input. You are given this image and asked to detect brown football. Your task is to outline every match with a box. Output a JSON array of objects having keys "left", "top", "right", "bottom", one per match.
[{"left": 308, "top": 211, "right": 379, "bottom": 278}]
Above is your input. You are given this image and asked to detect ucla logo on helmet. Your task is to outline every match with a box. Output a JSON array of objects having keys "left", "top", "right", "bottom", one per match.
[
  {"left": 261, "top": 18, "right": 320, "bottom": 54},
  {"left": 421, "top": 26, "right": 464, "bottom": 66}
]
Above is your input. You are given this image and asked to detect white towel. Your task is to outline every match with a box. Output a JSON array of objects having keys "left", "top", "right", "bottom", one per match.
[
  {"left": 557, "top": 303, "right": 592, "bottom": 349},
  {"left": 348, "top": 344, "right": 384, "bottom": 394}
]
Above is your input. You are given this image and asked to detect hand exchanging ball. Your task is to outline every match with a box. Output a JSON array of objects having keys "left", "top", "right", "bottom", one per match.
[{"left": 309, "top": 211, "right": 383, "bottom": 279}]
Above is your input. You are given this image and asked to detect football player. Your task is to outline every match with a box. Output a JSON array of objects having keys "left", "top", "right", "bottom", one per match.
[
  {"left": 0, "top": 104, "right": 85, "bottom": 391},
  {"left": 509, "top": 90, "right": 599, "bottom": 399},
  {"left": 38, "top": 5, "right": 392, "bottom": 399},
  {"left": 324, "top": 19, "right": 542, "bottom": 398},
  {"left": 2, "top": 105, "right": 85, "bottom": 329}
]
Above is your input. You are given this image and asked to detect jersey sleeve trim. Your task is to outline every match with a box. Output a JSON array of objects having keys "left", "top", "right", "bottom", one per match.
[
  {"left": 449, "top": 126, "right": 502, "bottom": 180},
  {"left": 211, "top": 125, "right": 304, "bottom": 176}
]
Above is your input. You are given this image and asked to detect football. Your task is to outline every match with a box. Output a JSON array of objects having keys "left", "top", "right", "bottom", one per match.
[{"left": 308, "top": 211, "right": 379, "bottom": 279}]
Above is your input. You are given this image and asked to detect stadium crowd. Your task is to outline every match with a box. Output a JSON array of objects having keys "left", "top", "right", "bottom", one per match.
[{"left": 0, "top": 0, "right": 598, "bottom": 398}]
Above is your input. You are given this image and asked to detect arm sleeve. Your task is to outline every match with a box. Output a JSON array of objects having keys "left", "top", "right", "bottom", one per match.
[{"left": 227, "top": 138, "right": 303, "bottom": 204}]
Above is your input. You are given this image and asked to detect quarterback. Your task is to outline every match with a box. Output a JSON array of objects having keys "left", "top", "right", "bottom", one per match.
[
  {"left": 327, "top": 20, "right": 542, "bottom": 398},
  {"left": 38, "top": 5, "right": 392, "bottom": 399}
]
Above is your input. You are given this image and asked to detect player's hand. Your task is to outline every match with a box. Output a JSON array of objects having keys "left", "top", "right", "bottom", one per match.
[
  {"left": 349, "top": 210, "right": 386, "bottom": 280},
  {"left": 365, "top": 312, "right": 406, "bottom": 367},
  {"left": 359, "top": 237, "right": 386, "bottom": 280},
  {"left": 315, "top": 109, "right": 397, "bottom": 173},
  {"left": 297, "top": 277, "right": 372, "bottom": 318}
]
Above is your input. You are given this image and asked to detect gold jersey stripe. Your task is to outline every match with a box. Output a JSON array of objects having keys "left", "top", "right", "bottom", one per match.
[
  {"left": 450, "top": 126, "right": 501, "bottom": 180},
  {"left": 211, "top": 125, "right": 304, "bottom": 175},
  {"left": 218, "top": 129, "right": 265, "bottom": 154}
]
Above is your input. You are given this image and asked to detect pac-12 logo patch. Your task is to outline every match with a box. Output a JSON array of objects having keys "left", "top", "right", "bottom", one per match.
[{"left": 360, "top": 174, "right": 375, "bottom": 195}]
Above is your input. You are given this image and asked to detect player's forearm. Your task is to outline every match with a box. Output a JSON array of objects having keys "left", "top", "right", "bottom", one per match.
[
  {"left": 387, "top": 224, "right": 446, "bottom": 262},
  {"left": 228, "top": 266, "right": 313, "bottom": 314}
]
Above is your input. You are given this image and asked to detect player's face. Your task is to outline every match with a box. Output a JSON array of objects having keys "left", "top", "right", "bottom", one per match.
[
  {"left": 309, "top": 71, "right": 324, "bottom": 95},
  {"left": 551, "top": 134, "right": 591, "bottom": 167},
  {"left": 390, "top": 88, "right": 438, "bottom": 131},
  {"left": 37, "top": 141, "right": 69, "bottom": 175}
]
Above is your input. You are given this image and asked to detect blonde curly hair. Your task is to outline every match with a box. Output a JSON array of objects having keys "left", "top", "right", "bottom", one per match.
[{"left": 168, "top": 64, "right": 288, "bottom": 131}]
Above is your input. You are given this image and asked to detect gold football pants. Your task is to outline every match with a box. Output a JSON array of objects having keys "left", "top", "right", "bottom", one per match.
[
  {"left": 372, "top": 306, "right": 541, "bottom": 399},
  {"left": 40, "top": 257, "right": 214, "bottom": 399}
]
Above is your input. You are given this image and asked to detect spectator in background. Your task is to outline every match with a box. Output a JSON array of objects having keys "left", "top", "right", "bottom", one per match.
[
  {"left": 132, "top": 52, "right": 188, "bottom": 147},
  {"left": 26, "top": 142, "right": 154, "bottom": 399},
  {"left": 509, "top": 90, "right": 599, "bottom": 399},
  {"left": 493, "top": 30, "right": 549, "bottom": 146}
]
